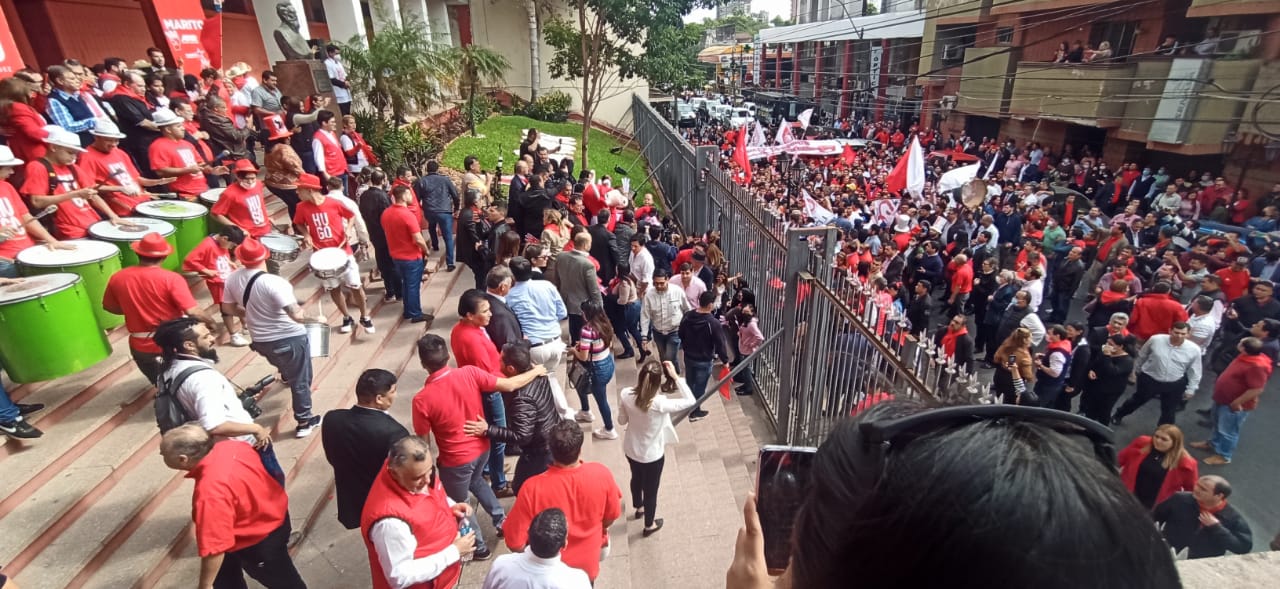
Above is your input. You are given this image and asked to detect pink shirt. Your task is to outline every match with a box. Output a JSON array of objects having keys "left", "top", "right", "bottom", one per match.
[{"left": 669, "top": 275, "right": 707, "bottom": 309}]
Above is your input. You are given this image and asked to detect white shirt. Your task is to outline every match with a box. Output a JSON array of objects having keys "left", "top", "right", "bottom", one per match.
[
  {"left": 1187, "top": 312, "right": 1218, "bottom": 348},
  {"left": 325, "top": 189, "right": 368, "bottom": 245},
  {"left": 369, "top": 494, "right": 461, "bottom": 589},
  {"left": 617, "top": 378, "right": 697, "bottom": 464},
  {"left": 224, "top": 268, "right": 307, "bottom": 342},
  {"left": 641, "top": 286, "right": 691, "bottom": 336},
  {"left": 629, "top": 247, "right": 654, "bottom": 288},
  {"left": 340, "top": 134, "right": 368, "bottom": 173},
  {"left": 165, "top": 356, "right": 256, "bottom": 444},
  {"left": 1135, "top": 334, "right": 1203, "bottom": 395},
  {"left": 230, "top": 88, "right": 252, "bottom": 129},
  {"left": 325, "top": 57, "right": 351, "bottom": 103},
  {"left": 1021, "top": 312, "right": 1045, "bottom": 346},
  {"left": 1023, "top": 280, "right": 1044, "bottom": 313},
  {"left": 481, "top": 550, "right": 592, "bottom": 589}
]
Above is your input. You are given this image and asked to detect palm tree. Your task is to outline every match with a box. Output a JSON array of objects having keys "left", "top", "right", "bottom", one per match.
[
  {"left": 450, "top": 45, "right": 512, "bottom": 137},
  {"left": 526, "top": 0, "right": 541, "bottom": 101},
  {"left": 340, "top": 19, "right": 457, "bottom": 124}
]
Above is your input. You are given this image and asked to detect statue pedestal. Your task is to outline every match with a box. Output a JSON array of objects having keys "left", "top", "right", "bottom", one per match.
[{"left": 273, "top": 60, "right": 340, "bottom": 116}]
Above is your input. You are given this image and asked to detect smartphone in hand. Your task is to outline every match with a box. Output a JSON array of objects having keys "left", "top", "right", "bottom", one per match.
[{"left": 757, "top": 445, "right": 818, "bottom": 574}]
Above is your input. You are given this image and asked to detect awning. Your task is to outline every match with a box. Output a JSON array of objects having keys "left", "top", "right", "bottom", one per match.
[{"left": 757, "top": 10, "right": 926, "bottom": 44}]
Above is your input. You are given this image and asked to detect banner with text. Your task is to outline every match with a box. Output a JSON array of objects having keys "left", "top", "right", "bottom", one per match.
[
  {"left": 0, "top": 8, "right": 24, "bottom": 76},
  {"left": 146, "top": 0, "right": 211, "bottom": 77}
]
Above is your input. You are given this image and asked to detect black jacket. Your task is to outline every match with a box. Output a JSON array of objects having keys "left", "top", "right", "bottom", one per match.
[
  {"left": 457, "top": 207, "right": 490, "bottom": 265},
  {"left": 588, "top": 223, "right": 619, "bottom": 282},
  {"left": 984, "top": 283, "right": 1018, "bottom": 327},
  {"left": 515, "top": 188, "right": 551, "bottom": 239},
  {"left": 1084, "top": 352, "right": 1133, "bottom": 399},
  {"left": 486, "top": 376, "right": 560, "bottom": 454},
  {"left": 412, "top": 173, "right": 459, "bottom": 214},
  {"left": 320, "top": 405, "right": 410, "bottom": 529},
  {"left": 678, "top": 310, "right": 731, "bottom": 363},
  {"left": 1065, "top": 341, "right": 1092, "bottom": 393},
  {"left": 996, "top": 305, "right": 1031, "bottom": 346},
  {"left": 359, "top": 187, "right": 392, "bottom": 247},
  {"left": 1053, "top": 258, "right": 1086, "bottom": 293},
  {"left": 934, "top": 327, "right": 975, "bottom": 373},
  {"left": 905, "top": 293, "right": 930, "bottom": 333},
  {"left": 484, "top": 293, "right": 523, "bottom": 351},
  {"left": 1153, "top": 493, "right": 1252, "bottom": 559}
]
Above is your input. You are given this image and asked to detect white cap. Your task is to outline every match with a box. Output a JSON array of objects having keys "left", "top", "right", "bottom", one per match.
[
  {"left": 0, "top": 145, "right": 23, "bottom": 167},
  {"left": 90, "top": 118, "right": 127, "bottom": 139},
  {"left": 151, "top": 108, "right": 183, "bottom": 127},
  {"left": 41, "top": 125, "right": 85, "bottom": 152}
]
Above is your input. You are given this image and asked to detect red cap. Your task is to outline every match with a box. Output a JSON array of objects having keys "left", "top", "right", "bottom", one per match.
[
  {"left": 232, "top": 159, "right": 258, "bottom": 175},
  {"left": 236, "top": 237, "right": 269, "bottom": 265},
  {"left": 296, "top": 173, "right": 323, "bottom": 190},
  {"left": 130, "top": 232, "right": 174, "bottom": 258}
]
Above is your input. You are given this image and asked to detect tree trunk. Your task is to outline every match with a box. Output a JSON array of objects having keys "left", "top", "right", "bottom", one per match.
[
  {"left": 577, "top": 0, "right": 590, "bottom": 171},
  {"left": 468, "top": 83, "right": 477, "bottom": 137},
  {"left": 526, "top": 0, "right": 540, "bottom": 101}
]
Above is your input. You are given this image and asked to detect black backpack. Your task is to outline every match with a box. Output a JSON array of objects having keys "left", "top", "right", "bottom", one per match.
[{"left": 154, "top": 365, "right": 212, "bottom": 433}]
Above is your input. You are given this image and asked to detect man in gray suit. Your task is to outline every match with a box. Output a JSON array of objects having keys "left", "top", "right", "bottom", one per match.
[{"left": 554, "top": 231, "right": 604, "bottom": 344}]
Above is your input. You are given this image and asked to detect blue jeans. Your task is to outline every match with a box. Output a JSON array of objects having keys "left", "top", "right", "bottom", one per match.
[
  {"left": 614, "top": 301, "right": 643, "bottom": 355},
  {"left": 0, "top": 369, "right": 19, "bottom": 422},
  {"left": 0, "top": 258, "right": 17, "bottom": 279},
  {"left": 653, "top": 330, "right": 682, "bottom": 373},
  {"left": 579, "top": 356, "right": 615, "bottom": 430},
  {"left": 250, "top": 334, "right": 314, "bottom": 422},
  {"left": 684, "top": 357, "right": 714, "bottom": 409},
  {"left": 438, "top": 451, "right": 505, "bottom": 552},
  {"left": 1211, "top": 402, "right": 1249, "bottom": 461},
  {"left": 425, "top": 210, "right": 455, "bottom": 266},
  {"left": 258, "top": 445, "right": 286, "bottom": 487},
  {"left": 482, "top": 392, "right": 509, "bottom": 490},
  {"left": 393, "top": 258, "right": 425, "bottom": 319}
]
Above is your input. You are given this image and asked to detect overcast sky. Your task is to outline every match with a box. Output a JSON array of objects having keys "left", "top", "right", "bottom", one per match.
[{"left": 685, "top": 0, "right": 795, "bottom": 24}]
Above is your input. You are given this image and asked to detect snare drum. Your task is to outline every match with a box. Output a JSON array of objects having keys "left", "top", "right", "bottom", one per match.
[
  {"left": 16, "top": 240, "right": 124, "bottom": 330},
  {"left": 261, "top": 232, "right": 300, "bottom": 263},
  {"left": 200, "top": 188, "right": 226, "bottom": 233},
  {"left": 135, "top": 200, "right": 209, "bottom": 262},
  {"left": 89, "top": 217, "right": 179, "bottom": 271},
  {"left": 0, "top": 273, "right": 111, "bottom": 383},
  {"left": 309, "top": 247, "right": 352, "bottom": 289}
]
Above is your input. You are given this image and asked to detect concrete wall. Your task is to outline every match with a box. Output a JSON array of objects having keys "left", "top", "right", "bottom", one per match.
[{"left": 467, "top": 0, "right": 647, "bottom": 132}]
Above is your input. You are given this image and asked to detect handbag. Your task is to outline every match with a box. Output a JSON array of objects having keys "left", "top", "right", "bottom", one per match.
[{"left": 568, "top": 359, "right": 593, "bottom": 393}]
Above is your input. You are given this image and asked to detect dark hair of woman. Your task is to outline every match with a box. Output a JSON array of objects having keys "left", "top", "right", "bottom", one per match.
[
  {"left": 787, "top": 399, "right": 1179, "bottom": 588},
  {"left": 0, "top": 78, "right": 32, "bottom": 128},
  {"left": 580, "top": 300, "right": 614, "bottom": 348}
]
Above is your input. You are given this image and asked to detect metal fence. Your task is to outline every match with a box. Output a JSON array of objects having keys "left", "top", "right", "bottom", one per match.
[{"left": 631, "top": 94, "right": 989, "bottom": 446}]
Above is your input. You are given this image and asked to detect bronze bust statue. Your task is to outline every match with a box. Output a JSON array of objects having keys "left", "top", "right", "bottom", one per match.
[{"left": 273, "top": 2, "right": 312, "bottom": 61}]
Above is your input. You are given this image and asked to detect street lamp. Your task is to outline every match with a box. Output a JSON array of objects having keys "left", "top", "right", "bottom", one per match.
[
  {"left": 778, "top": 152, "right": 792, "bottom": 177},
  {"left": 790, "top": 157, "right": 808, "bottom": 191}
]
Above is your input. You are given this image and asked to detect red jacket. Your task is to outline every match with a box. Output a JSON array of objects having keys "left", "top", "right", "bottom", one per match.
[
  {"left": 360, "top": 466, "right": 462, "bottom": 589},
  {"left": 1, "top": 102, "right": 50, "bottom": 163},
  {"left": 1129, "top": 293, "right": 1188, "bottom": 340},
  {"left": 1117, "top": 436, "right": 1198, "bottom": 507}
]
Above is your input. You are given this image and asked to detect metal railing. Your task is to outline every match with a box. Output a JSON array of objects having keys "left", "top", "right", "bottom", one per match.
[{"left": 632, "top": 94, "right": 990, "bottom": 446}]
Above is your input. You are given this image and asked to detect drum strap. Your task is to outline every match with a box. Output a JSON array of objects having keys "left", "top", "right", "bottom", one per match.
[{"left": 242, "top": 271, "right": 266, "bottom": 306}]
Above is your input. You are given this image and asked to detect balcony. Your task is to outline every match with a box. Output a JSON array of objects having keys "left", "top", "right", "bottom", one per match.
[
  {"left": 1006, "top": 61, "right": 1135, "bottom": 124},
  {"left": 1117, "top": 57, "right": 1261, "bottom": 153},
  {"left": 955, "top": 48, "right": 1013, "bottom": 117}
]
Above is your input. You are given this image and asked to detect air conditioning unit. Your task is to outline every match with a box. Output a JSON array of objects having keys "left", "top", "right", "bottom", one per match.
[{"left": 941, "top": 44, "right": 962, "bottom": 60}]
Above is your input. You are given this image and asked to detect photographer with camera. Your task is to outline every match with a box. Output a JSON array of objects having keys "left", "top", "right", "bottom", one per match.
[{"left": 154, "top": 316, "right": 283, "bottom": 486}]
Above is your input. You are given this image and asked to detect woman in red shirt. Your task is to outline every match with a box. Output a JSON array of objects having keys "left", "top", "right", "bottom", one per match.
[
  {"left": 1117, "top": 424, "right": 1198, "bottom": 509},
  {"left": 0, "top": 78, "right": 49, "bottom": 165}
]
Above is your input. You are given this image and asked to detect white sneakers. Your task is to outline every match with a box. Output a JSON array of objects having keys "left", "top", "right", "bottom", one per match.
[
  {"left": 229, "top": 333, "right": 250, "bottom": 347},
  {"left": 592, "top": 428, "right": 618, "bottom": 440}
]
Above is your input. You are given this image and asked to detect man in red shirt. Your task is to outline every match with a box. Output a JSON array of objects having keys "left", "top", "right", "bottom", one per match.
[
  {"left": 0, "top": 145, "right": 70, "bottom": 277},
  {"left": 183, "top": 225, "right": 248, "bottom": 347},
  {"left": 503, "top": 420, "right": 622, "bottom": 582},
  {"left": 1129, "top": 281, "right": 1190, "bottom": 342},
  {"left": 1216, "top": 256, "right": 1252, "bottom": 302},
  {"left": 411, "top": 334, "right": 545, "bottom": 560},
  {"left": 159, "top": 425, "right": 305, "bottom": 588},
  {"left": 78, "top": 119, "right": 174, "bottom": 215},
  {"left": 1191, "top": 337, "right": 1272, "bottom": 465},
  {"left": 148, "top": 110, "right": 227, "bottom": 200},
  {"left": 451, "top": 289, "right": 514, "bottom": 497},
  {"left": 381, "top": 184, "right": 430, "bottom": 322},
  {"left": 22, "top": 126, "right": 122, "bottom": 239},
  {"left": 947, "top": 253, "right": 973, "bottom": 317},
  {"left": 212, "top": 160, "right": 273, "bottom": 239},
  {"left": 293, "top": 172, "right": 373, "bottom": 334},
  {"left": 103, "top": 232, "right": 218, "bottom": 383}
]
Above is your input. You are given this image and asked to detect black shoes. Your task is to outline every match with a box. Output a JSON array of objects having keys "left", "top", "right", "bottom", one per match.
[
  {"left": 689, "top": 409, "right": 709, "bottom": 421},
  {"left": 493, "top": 485, "right": 515, "bottom": 499},
  {"left": 643, "top": 518, "right": 665, "bottom": 537},
  {"left": 473, "top": 547, "right": 493, "bottom": 561},
  {"left": 447, "top": 265, "right": 457, "bottom": 272},
  {"left": 0, "top": 418, "right": 43, "bottom": 439},
  {"left": 296, "top": 415, "right": 322, "bottom": 438},
  {"left": 409, "top": 314, "right": 433, "bottom": 324},
  {"left": 17, "top": 403, "right": 45, "bottom": 416},
  {"left": 616, "top": 351, "right": 635, "bottom": 360}
]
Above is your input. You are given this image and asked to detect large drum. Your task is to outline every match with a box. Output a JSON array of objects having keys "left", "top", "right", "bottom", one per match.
[
  {"left": 16, "top": 239, "right": 124, "bottom": 330},
  {"left": 0, "top": 273, "right": 111, "bottom": 383},
  {"left": 199, "top": 188, "right": 225, "bottom": 233},
  {"left": 261, "top": 232, "right": 301, "bottom": 264},
  {"left": 135, "top": 200, "right": 208, "bottom": 262},
  {"left": 89, "top": 217, "right": 179, "bottom": 271},
  {"left": 309, "top": 247, "right": 351, "bottom": 290}
]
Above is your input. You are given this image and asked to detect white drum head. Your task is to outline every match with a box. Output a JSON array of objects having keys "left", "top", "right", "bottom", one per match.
[
  {"left": 309, "top": 247, "right": 348, "bottom": 272},
  {"left": 0, "top": 273, "right": 79, "bottom": 304},
  {"left": 261, "top": 232, "right": 299, "bottom": 254},
  {"left": 199, "top": 187, "right": 225, "bottom": 205},
  {"left": 16, "top": 239, "right": 120, "bottom": 267},
  {"left": 135, "top": 200, "right": 207, "bottom": 220},
  {"left": 89, "top": 217, "right": 175, "bottom": 241}
]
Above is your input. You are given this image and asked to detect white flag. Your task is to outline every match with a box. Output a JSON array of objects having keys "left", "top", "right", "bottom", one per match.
[
  {"left": 797, "top": 108, "right": 814, "bottom": 130},
  {"left": 905, "top": 137, "right": 926, "bottom": 199},
  {"left": 750, "top": 122, "right": 767, "bottom": 147},
  {"left": 802, "top": 189, "right": 836, "bottom": 224}
]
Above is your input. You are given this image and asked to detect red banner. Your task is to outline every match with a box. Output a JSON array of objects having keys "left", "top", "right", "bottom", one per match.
[
  {"left": 0, "top": 6, "right": 25, "bottom": 76},
  {"left": 145, "top": 0, "right": 211, "bottom": 77},
  {"left": 202, "top": 12, "right": 223, "bottom": 69}
]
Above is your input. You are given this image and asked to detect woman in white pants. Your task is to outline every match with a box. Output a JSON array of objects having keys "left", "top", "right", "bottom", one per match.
[{"left": 617, "top": 360, "right": 696, "bottom": 536}]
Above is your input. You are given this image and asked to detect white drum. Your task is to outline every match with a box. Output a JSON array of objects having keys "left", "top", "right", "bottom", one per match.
[
  {"left": 88, "top": 217, "right": 175, "bottom": 241},
  {"left": 309, "top": 247, "right": 350, "bottom": 280},
  {"left": 15, "top": 239, "right": 119, "bottom": 268},
  {"left": 135, "top": 199, "right": 207, "bottom": 221},
  {"left": 261, "top": 232, "right": 300, "bottom": 263},
  {"left": 198, "top": 187, "right": 225, "bottom": 209}
]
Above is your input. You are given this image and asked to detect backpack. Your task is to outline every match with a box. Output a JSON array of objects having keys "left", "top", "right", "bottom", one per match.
[{"left": 154, "top": 365, "right": 212, "bottom": 433}]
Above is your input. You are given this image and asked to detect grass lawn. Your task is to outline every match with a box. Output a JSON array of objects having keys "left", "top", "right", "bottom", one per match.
[{"left": 441, "top": 115, "right": 653, "bottom": 202}]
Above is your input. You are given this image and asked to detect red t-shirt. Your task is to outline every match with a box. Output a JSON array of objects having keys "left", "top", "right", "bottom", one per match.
[
  {"left": 102, "top": 265, "right": 199, "bottom": 353},
  {"left": 951, "top": 261, "right": 974, "bottom": 295},
  {"left": 0, "top": 182, "right": 36, "bottom": 259},
  {"left": 411, "top": 366, "right": 496, "bottom": 467},
  {"left": 672, "top": 247, "right": 695, "bottom": 274},
  {"left": 212, "top": 182, "right": 272, "bottom": 237},
  {"left": 502, "top": 462, "right": 623, "bottom": 580},
  {"left": 1212, "top": 353, "right": 1272, "bottom": 410},
  {"left": 20, "top": 160, "right": 100, "bottom": 239},
  {"left": 183, "top": 236, "right": 234, "bottom": 284},
  {"left": 189, "top": 440, "right": 289, "bottom": 557},
  {"left": 1216, "top": 267, "right": 1251, "bottom": 301},
  {"left": 582, "top": 183, "right": 605, "bottom": 217},
  {"left": 78, "top": 146, "right": 149, "bottom": 215},
  {"left": 148, "top": 137, "right": 208, "bottom": 197},
  {"left": 451, "top": 321, "right": 502, "bottom": 376},
  {"left": 381, "top": 205, "right": 423, "bottom": 261},
  {"left": 293, "top": 196, "right": 354, "bottom": 253}
]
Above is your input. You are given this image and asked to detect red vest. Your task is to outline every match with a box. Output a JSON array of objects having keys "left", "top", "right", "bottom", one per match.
[
  {"left": 315, "top": 130, "right": 347, "bottom": 177},
  {"left": 361, "top": 467, "right": 462, "bottom": 589}
]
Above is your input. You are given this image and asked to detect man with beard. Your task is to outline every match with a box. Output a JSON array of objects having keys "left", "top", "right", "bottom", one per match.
[{"left": 154, "top": 317, "right": 282, "bottom": 484}]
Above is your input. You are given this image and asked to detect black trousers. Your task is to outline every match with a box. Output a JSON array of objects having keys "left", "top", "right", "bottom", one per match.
[
  {"left": 131, "top": 348, "right": 162, "bottom": 385},
  {"left": 269, "top": 187, "right": 301, "bottom": 221},
  {"left": 627, "top": 455, "right": 665, "bottom": 528},
  {"left": 212, "top": 519, "right": 306, "bottom": 589},
  {"left": 1080, "top": 387, "right": 1124, "bottom": 425},
  {"left": 512, "top": 448, "right": 552, "bottom": 495},
  {"left": 1114, "top": 373, "right": 1187, "bottom": 426},
  {"left": 568, "top": 313, "right": 586, "bottom": 345},
  {"left": 372, "top": 241, "right": 401, "bottom": 299},
  {"left": 977, "top": 323, "right": 999, "bottom": 360}
]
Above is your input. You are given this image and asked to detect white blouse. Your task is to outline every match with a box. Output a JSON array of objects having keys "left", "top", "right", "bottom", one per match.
[{"left": 617, "top": 377, "right": 697, "bottom": 464}]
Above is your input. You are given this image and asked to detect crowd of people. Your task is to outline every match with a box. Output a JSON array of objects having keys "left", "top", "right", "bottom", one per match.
[{"left": 693, "top": 108, "right": 1280, "bottom": 568}]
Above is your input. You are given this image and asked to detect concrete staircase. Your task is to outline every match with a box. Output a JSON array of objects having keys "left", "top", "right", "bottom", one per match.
[{"left": 0, "top": 197, "right": 763, "bottom": 589}]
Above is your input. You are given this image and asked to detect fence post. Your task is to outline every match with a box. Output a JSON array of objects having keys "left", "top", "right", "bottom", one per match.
[{"left": 774, "top": 226, "right": 833, "bottom": 443}]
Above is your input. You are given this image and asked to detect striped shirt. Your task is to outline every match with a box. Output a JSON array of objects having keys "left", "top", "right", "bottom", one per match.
[{"left": 578, "top": 325, "right": 611, "bottom": 362}]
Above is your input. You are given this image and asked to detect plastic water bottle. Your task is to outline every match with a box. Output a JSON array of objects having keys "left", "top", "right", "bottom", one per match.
[{"left": 459, "top": 518, "right": 474, "bottom": 562}]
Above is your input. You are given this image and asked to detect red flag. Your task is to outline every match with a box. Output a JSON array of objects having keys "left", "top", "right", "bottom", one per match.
[
  {"left": 203, "top": 11, "right": 224, "bottom": 69},
  {"left": 718, "top": 366, "right": 732, "bottom": 399},
  {"left": 885, "top": 147, "right": 910, "bottom": 194},
  {"left": 841, "top": 144, "right": 857, "bottom": 166},
  {"left": 733, "top": 123, "right": 751, "bottom": 186}
]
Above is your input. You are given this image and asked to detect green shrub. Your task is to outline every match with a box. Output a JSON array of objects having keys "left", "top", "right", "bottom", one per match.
[
  {"left": 463, "top": 94, "right": 499, "bottom": 130},
  {"left": 355, "top": 109, "right": 442, "bottom": 174},
  {"left": 521, "top": 91, "right": 572, "bottom": 123}
]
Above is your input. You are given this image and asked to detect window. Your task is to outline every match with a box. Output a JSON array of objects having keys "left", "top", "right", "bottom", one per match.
[
  {"left": 936, "top": 25, "right": 977, "bottom": 68},
  {"left": 1089, "top": 21, "right": 1138, "bottom": 60},
  {"left": 996, "top": 27, "right": 1014, "bottom": 45}
]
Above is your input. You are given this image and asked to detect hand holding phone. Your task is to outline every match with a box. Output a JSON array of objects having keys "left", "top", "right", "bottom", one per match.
[{"left": 756, "top": 445, "right": 817, "bottom": 573}]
